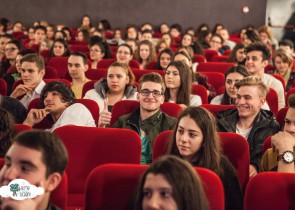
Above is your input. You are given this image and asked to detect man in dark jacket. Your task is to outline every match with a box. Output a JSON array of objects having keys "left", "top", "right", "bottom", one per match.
[
  {"left": 217, "top": 76, "right": 280, "bottom": 178},
  {"left": 112, "top": 73, "right": 176, "bottom": 164}
]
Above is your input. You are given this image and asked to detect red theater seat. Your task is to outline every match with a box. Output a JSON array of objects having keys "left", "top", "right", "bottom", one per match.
[{"left": 197, "top": 62, "right": 235, "bottom": 74}]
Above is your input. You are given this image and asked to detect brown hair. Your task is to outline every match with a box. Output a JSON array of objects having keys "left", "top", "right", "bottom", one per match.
[
  {"left": 108, "top": 61, "right": 135, "bottom": 85},
  {"left": 139, "top": 72, "right": 165, "bottom": 93},
  {"left": 20, "top": 53, "right": 45, "bottom": 72}
]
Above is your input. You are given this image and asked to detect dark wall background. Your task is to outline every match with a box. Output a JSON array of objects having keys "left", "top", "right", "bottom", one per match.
[{"left": 0, "top": 0, "right": 267, "bottom": 33}]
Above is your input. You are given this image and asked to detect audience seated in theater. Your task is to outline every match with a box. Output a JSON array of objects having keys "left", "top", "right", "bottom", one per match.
[
  {"left": 242, "top": 29, "right": 261, "bottom": 46},
  {"left": 84, "top": 61, "right": 137, "bottom": 113},
  {"left": 167, "top": 106, "right": 243, "bottom": 210},
  {"left": 173, "top": 51, "right": 216, "bottom": 102},
  {"left": 219, "top": 28, "right": 236, "bottom": 50},
  {"left": 261, "top": 94, "right": 295, "bottom": 173},
  {"left": 125, "top": 25, "right": 139, "bottom": 40},
  {"left": 50, "top": 38, "right": 70, "bottom": 59},
  {"left": 125, "top": 38, "right": 138, "bottom": 55},
  {"left": 0, "top": 107, "right": 16, "bottom": 157},
  {"left": 134, "top": 155, "right": 209, "bottom": 210},
  {"left": 209, "top": 33, "right": 224, "bottom": 55},
  {"left": 0, "top": 34, "right": 13, "bottom": 61},
  {"left": 197, "top": 30, "right": 211, "bottom": 49},
  {"left": 272, "top": 49, "right": 295, "bottom": 91},
  {"left": 68, "top": 52, "right": 90, "bottom": 99},
  {"left": 89, "top": 40, "right": 105, "bottom": 69},
  {"left": 32, "top": 25, "right": 47, "bottom": 51},
  {"left": 155, "top": 40, "right": 169, "bottom": 54},
  {"left": 159, "top": 23, "right": 170, "bottom": 34},
  {"left": 4, "top": 49, "right": 35, "bottom": 95},
  {"left": 0, "top": 130, "right": 68, "bottom": 209},
  {"left": 23, "top": 81, "right": 95, "bottom": 132},
  {"left": 155, "top": 48, "right": 174, "bottom": 70},
  {"left": 227, "top": 42, "right": 246, "bottom": 65},
  {"left": 0, "top": 40, "right": 22, "bottom": 78},
  {"left": 116, "top": 43, "right": 134, "bottom": 65},
  {"left": 279, "top": 39, "right": 295, "bottom": 58},
  {"left": 10, "top": 53, "right": 46, "bottom": 109},
  {"left": 161, "top": 33, "right": 172, "bottom": 48},
  {"left": 110, "top": 73, "right": 177, "bottom": 164},
  {"left": 0, "top": 94, "right": 27, "bottom": 123},
  {"left": 135, "top": 40, "right": 156, "bottom": 70},
  {"left": 217, "top": 76, "right": 280, "bottom": 178},
  {"left": 164, "top": 61, "right": 202, "bottom": 109},
  {"left": 245, "top": 42, "right": 285, "bottom": 109}
]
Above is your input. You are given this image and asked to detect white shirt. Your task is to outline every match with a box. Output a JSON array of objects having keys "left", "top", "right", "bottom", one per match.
[
  {"left": 168, "top": 94, "right": 202, "bottom": 106},
  {"left": 20, "top": 80, "right": 46, "bottom": 109},
  {"left": 47, "top": 103, "right": 96, "bottom": 132}
]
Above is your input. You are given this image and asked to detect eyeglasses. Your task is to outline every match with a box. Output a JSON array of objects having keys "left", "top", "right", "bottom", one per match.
[
  {"left": 90, "top": 49, "right": 102, "bottom": 53},
  {"left": 139, "top": 89, "right": 163, "bottom": 98},
  {"left": 4, "top": 47, "right": 17, "bottom": 52}
]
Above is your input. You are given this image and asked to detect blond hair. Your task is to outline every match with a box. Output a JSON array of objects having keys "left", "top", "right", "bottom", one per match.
[{"left": 235, "top": 76, "right": 269, "bottom": 97}]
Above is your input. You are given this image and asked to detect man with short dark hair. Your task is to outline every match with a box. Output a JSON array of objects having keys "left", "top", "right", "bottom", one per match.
[
  {"left": 279, "top": 39, "right": 295, "bottom": 58},
  {"left": 67, "top": 52, "right": 90, "bottom": 99},
  {"left": 23, "top": 81, "right": 95, "bottom": 132},
  {"left": 10, "top": 53, "right": 46, "bottom": 108},
  {"left": 0, "top": 130, "right": 68, "bottom": 209},
  {"left": 111, "top": 73, "right": 177, "bottom": 164},
  {"left": 245, "top": 42, "right": 285, "bottom": 109},
  {"left": 0, "top": 34, "right": 13, "bottom": 61},
  {"left": 217, "top": 76, "right": 280, "bottom": 178},
  {"left": 261, "top": 95, "right": 295, "bottom": 173}
]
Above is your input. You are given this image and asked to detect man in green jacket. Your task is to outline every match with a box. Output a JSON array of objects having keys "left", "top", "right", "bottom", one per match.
[{"left": 112, "top": 73, "right": 176, "bottom": 164}]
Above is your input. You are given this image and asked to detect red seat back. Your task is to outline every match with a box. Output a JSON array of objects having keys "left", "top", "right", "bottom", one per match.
[
  {"left": 191, "top": 84, "right": 208, "bottom": 104},
  {"left": 0, "top": 78, "right": 7, "bottom": 96},
  {"left": 85, "top": 69, "right": 108, "bottom": 80},
  {"left": 203, "top": 49, "right": 219, "bottom": 61},
  {"left": 276, "top": 107, "right": 288, "bottom": 129},
  {"left": 14, "top": 124, "right": 32, "bottom": 133},
  {"left": 266, "top": 88, "right": 279, "bottom": 118},
  {"left": 244, "top": 172, "right": 295, "bottom": 210},
  {"left": 200, "top": 71, "right": 225, "bottom": 91},
  {"left": 197, "top": 62, "right": 235, "bottom": 74},
  {"left": 262, "top": 136, "right": 272, "bottom": 155},
  {"left": 48, "top": 57, "right": 69, "bottom": 78},
  {"left": 193, "top": 54, "right": 206, "bottom": 63},
  {"left": 211, "top": 55, "right": 229, "bottom": 62},
  {"left": 85, "top": 164, "right": 224, "bottom": 210},
  {"left": 53, "top": 126, "right": 141, "bottom": 208}
]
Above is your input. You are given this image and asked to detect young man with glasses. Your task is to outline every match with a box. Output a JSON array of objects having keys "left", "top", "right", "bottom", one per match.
[{"left": 112, "top": 73, "right": 176, "bottom": 164}]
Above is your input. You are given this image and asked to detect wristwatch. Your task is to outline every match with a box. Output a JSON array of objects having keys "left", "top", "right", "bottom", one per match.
[{"left": 277, "top": 151, "right": 295, "bottom": 164}]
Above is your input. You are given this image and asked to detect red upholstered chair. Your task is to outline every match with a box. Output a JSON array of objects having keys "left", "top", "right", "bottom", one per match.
[
  {"left": 218, "top": 132, "right": 250, "bottom": 190},
  {"left": 276, "top": 107, "right": 288, "bottom": 129},
  {"left": 286, "top": 87, "right": 295, "bottom": 103},
  {"left": 244, "top": 172, "right": 295, "bottom": 210},
  {"left": 203, "top": 49, "right": 219, "bottom": 61},
  {"left": 200, "top": 104, "right": 236, "bottom": 117},
  {"left": 272, "top": 74, "right": 286, "bottom": 92},
  {"left": 39, "top": 50, "right": 51, "bottom": 65},
  {"left": 211, "top": 55, "right": 229, "bottom": 62},
  {"left": 48, "top": 57, "right": 69, "bottom": 78},
  {"left": 193, "top": 54, "right": 206, "bottom": 63},
  {"left": 69, "top": 44, "right": 89, "bottom": 53},
  {"left": 0, "top": 158, "right": 68, "bottom": 210},
  {"left": 110, "top": 100, "right": 183, "bottom": 126},
  {"left": 44, "top": 66, "right": 58, "bottom": 79},
  {"left": 223, "top": 49, "right": 232, "bottom": 56},
  {"left": 153, "top": 130, "right": 249, "bottom": 190},
  {"left": 262, "top": 136, "right": 272, "bottom": 155},
  {"left": 53, "top": 126, "right": 141, "bottom": 209},
  {"left": 228, "top": 37, "right": 242, "bottom": 43},
  {"left": 146, "top": 61, "right": 157, "bottom": 69},
  {"left": 191, "top": 84, "right": 208, "bottom": 104},
  {"left": 132, "top": 69, "right": 165, "bottom": 82},
  {"left": 76, "top": 99, "right": 99, "bottom": 125},
  {"left": 0, "top": 78, "right": 7, "bottom": 96},
  {"left": 14, "top": 123, "right": 32, "bottom": 133},
  {"left": 85, "top": 68, "right": 108, "bottom": 80},
  {"left": 85, "top": 164, "right": 224, "bottom": 210},
  {"left": 197, "top": 62, "right": 235, "bottom": 74},
  {"left": 200, "top": 71, "right": 225, "bottom": 91},
  {"left": 264, "top": 64, "right": 275, "bottom": 74},
  {"left": 266, "top": 88, "right": 279, "bottom": 118},
  {"left": 82, "top": 80, "right": 97, "bottom": 98},
  {"left": 128, "top": 59, "right": 141, "bottom": 69},
  {"left": 97, "top": 59, "right": 140, "bottom": 69}
]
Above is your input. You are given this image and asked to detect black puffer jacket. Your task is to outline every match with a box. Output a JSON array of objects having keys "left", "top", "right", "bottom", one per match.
[{"left": 217, "top": 109, "right": 280, "bottom": 170}]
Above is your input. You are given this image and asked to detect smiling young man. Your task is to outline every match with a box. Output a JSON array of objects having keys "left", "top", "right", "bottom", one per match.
[
  {"left": 0, "top": 130, "right": 68, "bottom": 210},
  {"left": 245, "top": 42, "right": 285, "bottom": 109},
  {"left": 67, "top": 52, "right": 90, "bottom": 99},
  {"left": 23, "top": 81, "right": 95, "bottom": 132},
  {"left": 261, "top": 95, "right": 295, "bottom": 173},
  {"left": 112, "top": 73, "right": 176, "bottom": 164},
  {"left": 10, "top": 53, "right": 46, "bottom": 109},
  {"left": 217, "top": 76, "right": 280, "bottom": 178}
]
